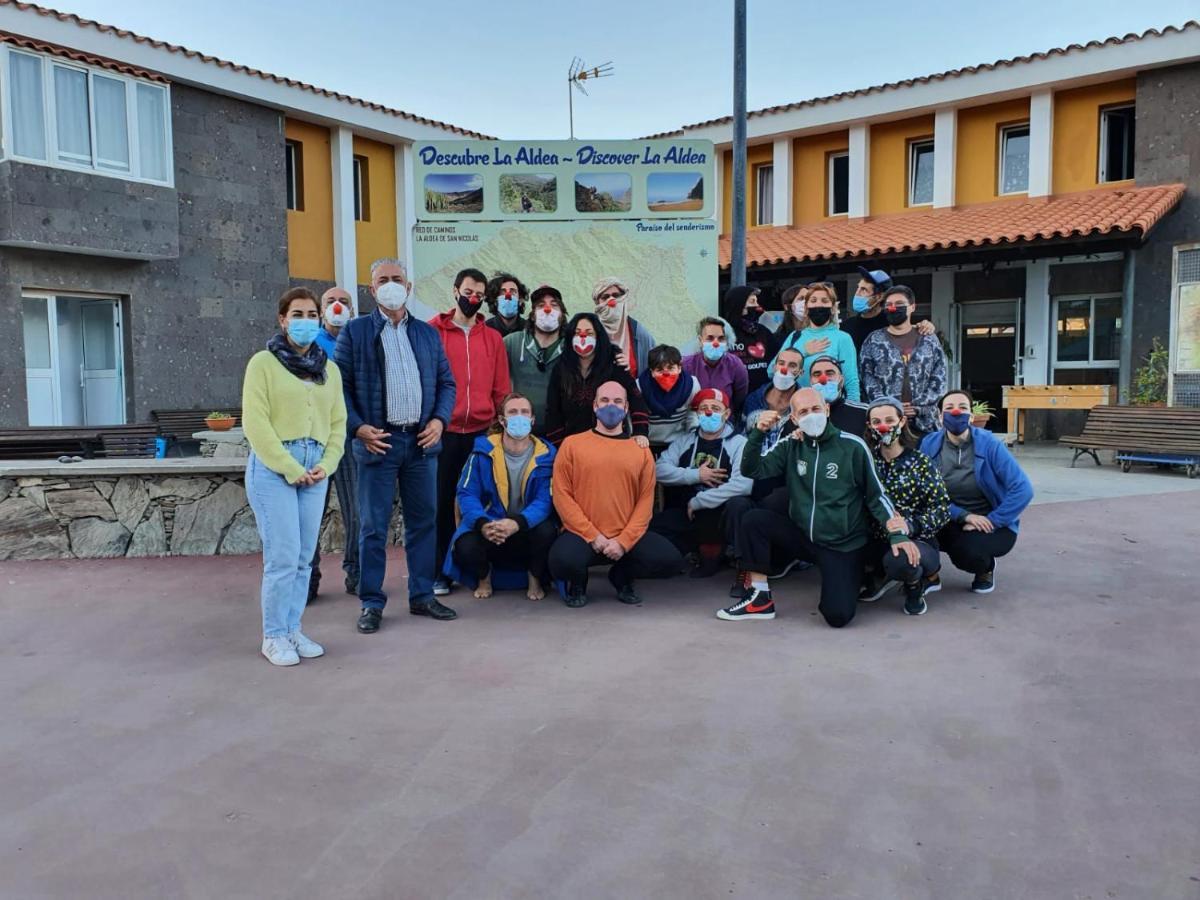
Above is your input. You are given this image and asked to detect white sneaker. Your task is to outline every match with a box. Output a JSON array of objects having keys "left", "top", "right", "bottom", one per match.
[
  {"left": 262, "top": 636, "right": 300, "bottom": 666},
  {"left": 287, "top": 629, "right": 324, "bottom": 659}
]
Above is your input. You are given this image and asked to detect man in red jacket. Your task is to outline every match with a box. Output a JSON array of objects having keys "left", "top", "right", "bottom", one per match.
[{"left": 430, "top": 267, "right": 512, "bottom": 595}]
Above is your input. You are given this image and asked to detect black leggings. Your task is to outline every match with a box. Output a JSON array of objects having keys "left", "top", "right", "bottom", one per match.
[
  {"left": 436, "top": 430, "right": 485, "bottom": 569},
  {"left": 650, "top": 506, "right": 725, "bottom": 554},
  {"left": 735, "top": 508, "right": 863, "bottom": 628},
  {"left": 452, "top": 519, "right": 558, "bottom": 584},
  {"left": 548, "top": 531, "right": 684, "bottom": 589},
  {"left": 937, "top": 522, "right": 1017, "bottom": 576},
  {"left": 722, "top": 486, "right": 789, "bottom": 556}
]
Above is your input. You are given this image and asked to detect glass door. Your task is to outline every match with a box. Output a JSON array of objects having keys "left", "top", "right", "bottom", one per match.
[
  {"left": 22, "top": 296, "right": 60, "bottom": 425},
  {"left": 78, "top": 298, "right": 124, "bottom": 425}
]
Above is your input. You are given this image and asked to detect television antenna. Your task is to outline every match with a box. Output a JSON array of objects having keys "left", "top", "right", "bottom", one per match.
[{"left": 568, "top": 58, "right": 614, "bottom": 139}]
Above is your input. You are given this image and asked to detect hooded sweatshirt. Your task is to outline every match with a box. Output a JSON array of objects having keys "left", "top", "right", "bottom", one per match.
[
  {"left": 430, "top": 310, "right": 512, "bottom": 434},
  {"left": 722, "top": 285, "right": 781, "bottom": 394}
]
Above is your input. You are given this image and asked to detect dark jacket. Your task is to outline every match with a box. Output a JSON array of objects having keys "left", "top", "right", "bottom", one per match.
[
  {"left": 919, "top": 426, "right": 1034, "bottom": 533},
  {"left": 544, "top": 348, "right": 650, "bottom": 443},
  {"left": 860, "top": 329, "right": 947, "bottom": 434},
  {"left": 742, "top": 420, "right": 902, "bottom": 552},
  {"left": 870, "top": 447, "right": 951, "bottom": 542},
  {"left": 722, "top": 285, "right": 781, "bottom": 394},
  {"left": 333, "top": 309, "right": 455, "bottom": 452}
]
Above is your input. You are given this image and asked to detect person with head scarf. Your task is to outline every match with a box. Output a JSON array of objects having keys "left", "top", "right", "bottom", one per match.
[{"left": 591, "top": 276, "right": 656, "bottom": 377}]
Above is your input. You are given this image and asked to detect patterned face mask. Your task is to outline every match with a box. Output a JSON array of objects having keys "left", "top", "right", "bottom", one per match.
[{"left": 870, "top": 421, "right": 903, "bottom": 446}]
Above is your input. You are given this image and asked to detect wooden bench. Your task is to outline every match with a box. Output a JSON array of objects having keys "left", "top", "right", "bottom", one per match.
[
  {"left": 96, "top": 427, "right": 161, "bottom": 459},
  {"left": 1059, "top": 406, "right": 1200, "bottom": 476},
  {"left": 0, "top": 424, "right": 161, "bottom": 461},
  {"left": 151, "top": 408, "right": 241, "bottom": 452}
]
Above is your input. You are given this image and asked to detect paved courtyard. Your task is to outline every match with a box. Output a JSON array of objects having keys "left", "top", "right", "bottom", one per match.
[{"left": 2, "top": 449, "right": 1198, "bottom": 899}]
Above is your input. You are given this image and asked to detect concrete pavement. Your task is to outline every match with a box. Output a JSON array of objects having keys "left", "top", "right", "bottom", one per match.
[{"left": 1, "top": 485, "right": 1198, "bottom": 899}]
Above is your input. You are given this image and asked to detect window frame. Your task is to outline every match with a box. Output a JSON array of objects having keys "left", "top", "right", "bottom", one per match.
[
  {"left": 827, "top": 150, "right": 849, "bottom": 217},
  {"left": 997, "top": 122, "right": 1030, "bottom": 196},
  {"left": 0, "top": 44, "right": 173, "bottom": 186},
  {"left": 754, "top": 163, "right": 773, "bottom": 226},
  {"left": 352, "top": 153, "right": 370, "bottom": 222},
  {"left": 1098, "top": 103, "right": 1135, "bottom": 184},
  {"left": 907, "top": 138, "right": 935, "bottom": 207},
  {"left": 285, "top": 139, "right": 303, "bottom": 211},
  {"left": 1051, "top": 293, "right": 1123, "bottom": 372}
]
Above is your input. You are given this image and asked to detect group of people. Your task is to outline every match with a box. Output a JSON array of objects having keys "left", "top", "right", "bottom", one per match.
[{"left": 241, "top": 260, "right": 1033, "bottom": 667}]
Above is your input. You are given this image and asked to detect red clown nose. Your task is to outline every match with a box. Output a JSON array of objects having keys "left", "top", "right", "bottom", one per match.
[
  {"left": 875, "top": 423, "right": 892, "bottom": 433},
  {"left": 542, "top": 305, "right": 553, "bottom": 314},
  {"left": 503, "top": 288, "right": 513, "bottom": 299},
  {"left": 332, "top": 302, "right": 344, "bottom": 314},
  {"left": 816, "top": 375, "right": 829, "bottom": 384},
  {"left": 606, "top": 298, "right": 617, "bottom": 308}
]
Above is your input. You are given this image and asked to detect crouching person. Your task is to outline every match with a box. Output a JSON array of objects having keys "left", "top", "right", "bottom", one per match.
[
  {"left": 717, "top": 387, "right": 919, "bottom": 627},
  {"left": 549, "top": 380, "right": 684, "bottom": 607},
  {"left": 651, "top": 389, "right": 752, "bottom": 578},
  {"left": 860, "top": 397, "right": 950, "bottom": 615},
  {"left": 443, "top": 393, "right": 557, "bottom": 601}
]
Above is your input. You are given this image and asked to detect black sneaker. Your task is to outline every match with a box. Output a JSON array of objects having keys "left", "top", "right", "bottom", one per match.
[
  {"left": 344, "top": 571, "right": 359, "bottom": 595},
  {"left": 971, "top": 566, "right": 995, "bottom": 594},
  {"left": 357, "top": 607, "right": 382, "bottom": 633},
  {"left": 615, "top": 584, "right": 643, "bottom": 605},
  {"left": 859, "top": 573, "right": 898, "bottom": 603},
  {"left": 903, "top": 581, "right": 928, "bottom": 616},
  {"left": 728, "top": 569, "right": 749, "bottom": 599},
  {"left": 717, "top": 586, "right": 776, "bottom": 621},
  {"left": 564, "top": 584, "right": 588, "bottom": 608},
  {"left": 923, "top": 572, "right": 942, "bottom": 594},
  {"left": 410, "top": 599, "right": 457, "bottom": 620},
  {"left": 432, "top": 578, "right": 452, "bottom": 596},
  {"left": 689, "top": 556, "right": 723, "bottom": 579}
]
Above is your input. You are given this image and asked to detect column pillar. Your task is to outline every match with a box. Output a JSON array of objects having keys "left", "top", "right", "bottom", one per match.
[
  {"left": 330, "top": 126, "right": 358, "bottom": 311},
  {"left": 1023, "top": 259, "right": 1051, "bottom": 385},
  {"left": 771, "top": 137, "right": 792, "bottom": 227},
  {"left": 394, "top": 142, "right": 417, "bottom": 278},
  {"left": 1028, "top": 91, "right": 1054, "bottom": 198},
  {"left": 933, "top": 108, "right": 956, "bottom": 209},
  {"left": 848, "top": 124, "right": 870, "bottom": 218}
]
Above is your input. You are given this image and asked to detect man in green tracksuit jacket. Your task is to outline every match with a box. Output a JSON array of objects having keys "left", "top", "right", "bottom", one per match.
[{"left": 718, "top": 387, "right": 919, "bottom": 627}]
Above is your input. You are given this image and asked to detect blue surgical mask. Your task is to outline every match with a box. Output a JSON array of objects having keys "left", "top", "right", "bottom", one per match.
[
  {"left": 595, "top": 404, "right": 627, "bottom": 429},
  {"left": 852, "top": 294, "right": 871, "bottom": 314},
  {"left": 943, "top": 410, "right": 971, "bottom": 435},
  {"left": 498, "top": 296, "right": 520, "bottom": 318},
  {"left": 287, "top": 318, "right": 320, "bottom": 346},
  {"left": 701, "top": 341, "right": 727, "bottom": 362},
  {"left": 815, "top": 381, "right": 840, "bottom": 403},
  {"left": 504, "top": 414, "right": 532, "bottom": 439},
  {"left": 697, "top": 412, "right": 724, "bottom": 434}
]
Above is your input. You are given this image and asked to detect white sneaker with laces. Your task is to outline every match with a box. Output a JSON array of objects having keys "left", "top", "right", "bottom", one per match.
[
  {"left": 287, "top": 630, "right": 325, "bottom": 658},
  {"left": 262, "top": 636, "right": 300, "bottom": 666}
]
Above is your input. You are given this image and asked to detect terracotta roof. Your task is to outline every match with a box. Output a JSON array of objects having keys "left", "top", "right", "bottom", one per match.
[
  {"left": 718, "top": 184, "right": 1187, "bottom": 269},
  {"left": 1, "top": 1, "right": 491, "bottom": 138},
  {"left": 647, "top": 22, "right": 1200, "bottom": 139},
  {"left": 0, "top": 29, "right": 165, "bottom": 81}
]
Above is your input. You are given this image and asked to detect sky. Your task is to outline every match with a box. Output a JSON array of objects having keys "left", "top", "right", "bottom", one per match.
[{"left": 47, "top": 0, "right": 1200, "bottom": 140}]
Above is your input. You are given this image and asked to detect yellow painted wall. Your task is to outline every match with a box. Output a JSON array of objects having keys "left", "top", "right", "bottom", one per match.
[
  {"left": 869, "top": 114, "right": 935, "bottom": 215},
  {"left": 721, "top": 144, "right": 776, "bottom": 234},
  {"left": 956, "top": 98, "right": 1031, "bottom": 205},
  {"left": 1052, "top": 79, "right": 1136, "bottom": 194},
  {"left": 285, "top": 119, "right": 334, "bottom": 281},
  {"left": 792, "top": 130, "right": 849, "bottom": 225},
  {"left": 352, "top": 137, "right": 397, "bottom": 287}
]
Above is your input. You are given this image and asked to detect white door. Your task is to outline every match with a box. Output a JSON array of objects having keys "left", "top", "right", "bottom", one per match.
[
  {"left": 22, "top": 297, "right": 59, "bottom": 426},
  {"left": 79, "top": 298, "right": 124, "bottom": 425}
]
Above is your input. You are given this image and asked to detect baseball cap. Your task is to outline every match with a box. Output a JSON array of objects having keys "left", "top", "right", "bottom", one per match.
[{"left": 856, "top": 267, "right": 893, "bottom": 293}]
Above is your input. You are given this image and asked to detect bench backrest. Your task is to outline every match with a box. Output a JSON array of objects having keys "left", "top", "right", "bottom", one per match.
[
  {"left": 1076, "top": 405, "right": 1200, "bottom": 448},
  {"left": 97, "top": 428, "right": 160, "bottom": 459},
  {"left": 151, "top": 408, "right": 242, "bottom": 439}
]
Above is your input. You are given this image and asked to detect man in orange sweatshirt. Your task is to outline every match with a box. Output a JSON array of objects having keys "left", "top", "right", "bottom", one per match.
[
  {"left": 548, "top": 380, "right": 684, "bottom": 607},
  {"left": 430, "top": 267, "right": 512, "bottom": 595}
]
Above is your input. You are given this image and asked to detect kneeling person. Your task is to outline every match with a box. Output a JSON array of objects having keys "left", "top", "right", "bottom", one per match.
[
  {"left": 549, "top": 380, "right": 684, "bottom": 607},
  {"left": 651, "top": 389, "right": 752, "bottom": 578},
  {"left": 444, "top": 393, "right": 558, "bottom": 601},
  {"left": 719, "top": 387, "right": 919, "bottom": 627}
]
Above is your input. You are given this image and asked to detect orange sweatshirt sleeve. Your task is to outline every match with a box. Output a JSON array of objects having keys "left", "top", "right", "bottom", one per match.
[
  {"left": 617, "top": 446, "right": 657, "bottom": 550},
  {"left": 552, "top": 440, "right": 600, "bottom": 542}
]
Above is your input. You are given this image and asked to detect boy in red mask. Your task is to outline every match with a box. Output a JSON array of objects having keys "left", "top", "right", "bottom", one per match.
[{"left": 636, "top": 345, "right": 701, "bottom": 454}]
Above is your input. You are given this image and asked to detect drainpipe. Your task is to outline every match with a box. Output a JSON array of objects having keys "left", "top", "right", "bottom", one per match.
[{"left": 1119, "top": 250, "right": 1135, "bottom": 404}]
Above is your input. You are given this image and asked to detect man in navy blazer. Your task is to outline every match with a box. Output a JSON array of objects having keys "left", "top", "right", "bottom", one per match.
[{"left": 335, "top": 258, "right": 457, "bottom": 632}]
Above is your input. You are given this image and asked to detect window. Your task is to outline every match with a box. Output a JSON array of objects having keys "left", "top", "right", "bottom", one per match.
[
  {"left": 1053, "top": 294, "right": 1122, "bottom": 378},
  {"left": 827, "top": 151, "right": 849, "bottom": 216},
  {"left": 352, "top": 154, "right": 370, "bottom": 221},
  {"left": 2, "top": 47, "right": 172, "bottom": 184},
  {"left": 754, "top": 164, "right": 773, "bottom": 225},
  {"left": 285, "top": 140, "right": 303, "bottom": 211},
  {"left": 908, "top": 139, "right": 934, "bottom": 206},
  {"left": 1099, "top": 105, "right": 1135, "bottom": 183},
  {"left": 999, "top": 124, "right": 1030, "bottom": 195}
]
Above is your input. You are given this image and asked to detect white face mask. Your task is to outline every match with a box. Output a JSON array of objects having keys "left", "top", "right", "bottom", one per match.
[
  {"left": 791, "top": 299, "right": 806, "bottom": 319},
  {"left": 375, "top": 281, "right": 408, "bottom": 311},
  {"left": 797, "top": 411, "right": 828, "bottom": 437},
  {"left": 535, "top": 308, "right": 561, "bottom": 332},
  {"left": 572, "top": 334, "right": 597, "bottom": 355},
  {"left": 772, "top": 371, "right": 797, "bottom": 391},
  {"left": 324, "top": 300, "right": 352, "bottom": 328}
]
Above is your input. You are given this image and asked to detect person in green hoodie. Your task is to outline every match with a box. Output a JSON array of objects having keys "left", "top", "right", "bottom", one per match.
[{"left": 717, "top": 387, "right": 919, "bottom": 627}]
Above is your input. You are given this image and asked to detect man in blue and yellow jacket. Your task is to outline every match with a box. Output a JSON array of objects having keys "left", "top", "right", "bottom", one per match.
[{"left": 442, "top": 393, "right": 558, "bottom": 601}]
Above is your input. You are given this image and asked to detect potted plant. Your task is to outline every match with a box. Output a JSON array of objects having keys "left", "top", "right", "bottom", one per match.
[
  {"left": 205, "top": 410, "right": 236, "bottom": 432},
  {"left": 1132, "top": 338, "right": 1169, "bottom": 407},
  {"left": 970, "top": 400, "right": 994, "bottom": 428}
]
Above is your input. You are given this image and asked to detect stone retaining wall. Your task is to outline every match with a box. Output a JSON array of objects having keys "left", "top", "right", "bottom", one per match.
[{"left": 0, "top": 473, "right": 401, "bottom": 561}]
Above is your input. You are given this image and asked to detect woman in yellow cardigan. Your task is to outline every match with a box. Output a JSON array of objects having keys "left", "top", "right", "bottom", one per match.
[{"left": 242, "top": 287, "right": 347, "bottom": 666}]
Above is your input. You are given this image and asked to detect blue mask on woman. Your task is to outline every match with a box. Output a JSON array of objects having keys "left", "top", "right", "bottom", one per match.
[
  {"left": 943, "top": 410, "right": 971, "bottom": 435},
  {"left": 504, "top": 414, "right": 532, "bottom": 439},
  {"left": 852, "top": 294, "right": 872, "bottom": 314},
  {"left": 498, "top": 297, "right": 520, "bottom": 318},
  {"left": 697, "top": 412, "right": 724, "bottom": 434},
  {"left": 287, "top": 318, "right": 320, "bottom": 346},
  {"left": 701, "top": 341, "right": 727, "bottom": 362},
  {"left": 595, "top": 404, "right": 627, "bottom": 429},
  {"left": 815, "top": 381, "right": 840, "bottom": 403}
]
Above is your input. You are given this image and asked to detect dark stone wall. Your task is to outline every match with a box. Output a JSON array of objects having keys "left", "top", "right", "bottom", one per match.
[
  {"left": 1049, "top": 260, "right": 1124, "bottom": 296},
  {"left": 954, "top": 267, "right": 1025, "bottom": 301},
  {"left": 0, "top": 84, "right": 288, "bottom": 427},
  {"left": 1134, "top": 63, "right": 1200, "bottom": 381}
]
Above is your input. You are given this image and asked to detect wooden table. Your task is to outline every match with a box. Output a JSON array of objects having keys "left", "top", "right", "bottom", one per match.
[{"left": 1001, "top": 385, "right": 1119, "bottom": 444}]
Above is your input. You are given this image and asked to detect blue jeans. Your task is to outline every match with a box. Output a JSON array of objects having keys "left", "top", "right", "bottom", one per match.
[
  {"left": 245, "top": 439, "right": 329, "bottom": 637},
  {"left": 356, "top": 430, "right": 438, "bottom": 610}
]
